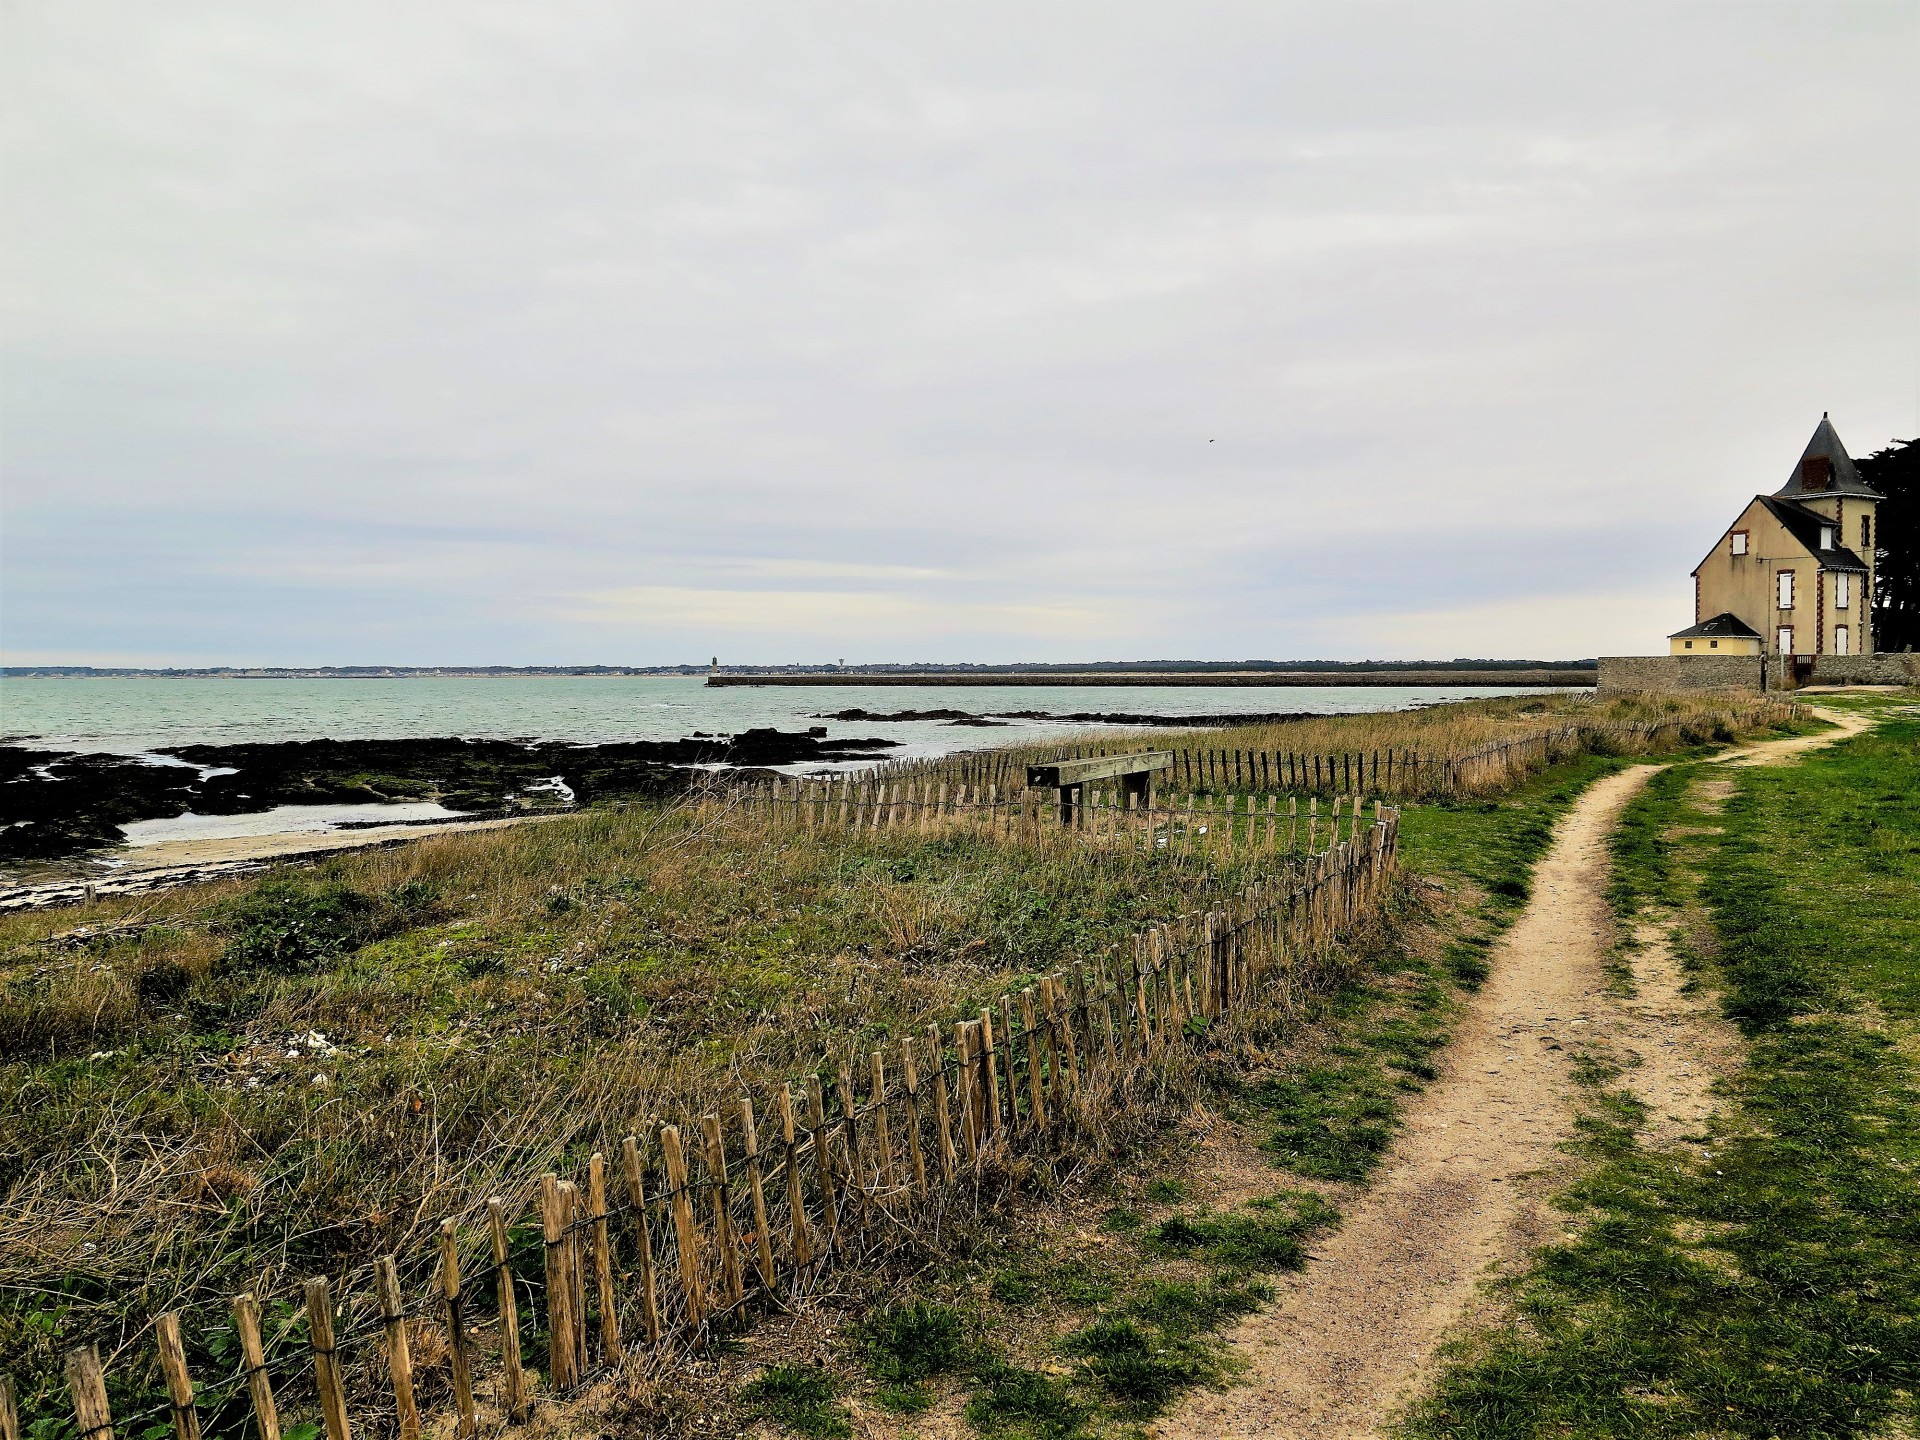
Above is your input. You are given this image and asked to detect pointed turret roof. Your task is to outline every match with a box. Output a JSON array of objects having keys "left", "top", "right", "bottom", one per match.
[{"left": 1772, "top": 413, "right": 1881, "bottom": 499}]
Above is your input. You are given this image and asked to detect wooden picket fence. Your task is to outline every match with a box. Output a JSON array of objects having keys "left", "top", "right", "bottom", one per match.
[
  {"left": 721, "top": 773, "right": 1380, "bottom": 859},
  {"left": 862, "top": 697, "right": 1804, "bottom": 801},
  {"left": 17, "top": 805, "right": 1402, "bottom": 1440}
]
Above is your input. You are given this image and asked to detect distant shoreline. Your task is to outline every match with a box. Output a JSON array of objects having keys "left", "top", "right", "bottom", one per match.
[
  {"left": 3, "top": 660, "right": 1600, "bottom": 680},
  {"left": 709, "top": 669, "right": 1598, "bottom": 688}
]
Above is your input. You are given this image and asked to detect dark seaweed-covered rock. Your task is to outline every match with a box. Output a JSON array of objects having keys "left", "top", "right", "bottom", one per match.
[{"left": 0, "top": 729, "right": 899, "bottom": 862}]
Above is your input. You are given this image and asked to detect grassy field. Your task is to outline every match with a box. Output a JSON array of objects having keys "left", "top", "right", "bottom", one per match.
[
  {"left": 898, "top": 692, "right": 1785, "bottom": 797},
  {"left": 695, "top": 747, "right": 1745, "bottom": 1437},
  {"left": 0, "top": 690, "right": 1800, "bottom": 1435},
  {"left": 1400, "top": 698, "right": 1920, "bottom": 1439}
]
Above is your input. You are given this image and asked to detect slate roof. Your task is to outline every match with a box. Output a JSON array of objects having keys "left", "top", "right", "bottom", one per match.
[
  {"left": 1757, "top": 495, "right": 1871, "bottom": 571},
  {"left": 1772, "top": 413, "right": 1883, "bottom": 500},
  {"left": 1669, "top": 612, "right": 1762, "bottom": 641}
]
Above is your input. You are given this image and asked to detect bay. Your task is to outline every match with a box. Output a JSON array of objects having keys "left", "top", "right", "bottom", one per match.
[{"left": 0, "top": 675, "right": 1576, "bottom": 762}]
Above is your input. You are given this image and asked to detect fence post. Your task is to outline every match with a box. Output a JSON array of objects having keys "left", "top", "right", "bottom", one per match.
[
  {"left": 928, "top": 1023, "right": 958, "bottom": 1179},
  {"left": 488, "top": 1197, "right": 531, "bottom": 1421},
  {"left": 437, "top": 1221, "right": 477, "bottom": 1438},
  {"left": 868, "top": 1052, "right": 898, "bottom": 1193},
  {"left": 956, "top": 1022, "right": 980, "bottom": 1160},
  {"left": 374, "top": 1257, "right": 420, "bottom": 1440},
  {"left": 587, "top": 1153, "right": 625, "bottom": 1365},
  {"left": 617, "top": 1139, "right": 664, "bottom": 1347},
  {"left": 0, "top": 1375, "right": 18, "bottom": 1440},
  {"left": 65, "top": 1346, "right": 114, "bottom": 1440},
  {"left": 155, "top": 1314, "right": 202, "bottom": 1440},
  {"left": 304, "top": 1277, "right": 352, "bottom": 1440},
  {"left": 978, "top": 1007, "right": 1004, "bottom": 1141},
  {"left": 1019, "top": 988, "right": 1047, "bottom": 1131},
  {"left": 807, "top": 1077, "right": 841, "bottom": 1249},
  {"left": 487, "top": 1198, "right": 533, "bottom": 1428},
  {"left": 900, "top": 1040, "right": 930, "bottom": 1196},
  {"left": 230, "top": 1294, "right": 281, "bottom": 1440},
  {"left": 539, "top": 1176, "right": 578, "bottom": 1389},
  {"left": 659, "top": 1126, "right": 707, "bottom": 1331},
  {"left": 700, "top": 1114, "right": 745, "bottom": 1309},
  {"left": 835, "top": 1063, "right": 868, "bottom": 1224},
  {"left": 772, "top": 1089, "right": 813, "bottom": 1269},
  {"left": 739, "top": 1097, "right": 778, "bottom": 1293}
]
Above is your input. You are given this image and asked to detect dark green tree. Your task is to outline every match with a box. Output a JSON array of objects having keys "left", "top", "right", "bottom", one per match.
[{"left": 1860, "top": 437, "right": 1919, "bottom": 652}]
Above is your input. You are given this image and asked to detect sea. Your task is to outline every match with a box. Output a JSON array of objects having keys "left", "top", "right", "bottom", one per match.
[{"left": 0, "top": 676, "right": 1576, "bottom": 762}]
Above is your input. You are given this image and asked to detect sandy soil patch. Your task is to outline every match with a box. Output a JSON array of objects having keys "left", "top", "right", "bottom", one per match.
[
  {"left": 1149, "top": 765, "right": 1651, "bottom": 1440},
  {"left": 0, "top": 815, "right": 560, "bottom": 911}
]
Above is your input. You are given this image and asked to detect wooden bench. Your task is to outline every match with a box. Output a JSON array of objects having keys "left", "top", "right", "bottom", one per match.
[{"left": 1026, "top": 751, "right": 1173, "bottom": 824}]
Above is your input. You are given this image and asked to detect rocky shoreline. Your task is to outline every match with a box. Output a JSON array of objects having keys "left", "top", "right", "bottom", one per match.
[{"left": 0, "top": 728, "right": 899, "bottom": 863}]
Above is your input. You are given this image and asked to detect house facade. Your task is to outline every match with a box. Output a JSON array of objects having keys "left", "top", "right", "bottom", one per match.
[{"left": 1680, "top": 415, "right": 1879, "bottom": 661}]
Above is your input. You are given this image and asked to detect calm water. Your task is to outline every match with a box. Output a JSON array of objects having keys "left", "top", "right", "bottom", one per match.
[{"left": 0, "top": 676, "right": 1575, "bottom": 761}]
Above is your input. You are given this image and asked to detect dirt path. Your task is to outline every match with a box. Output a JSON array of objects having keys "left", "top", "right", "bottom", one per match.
[{"left": 1151, "top": 708, "right": 1866, "bottom": 1440}]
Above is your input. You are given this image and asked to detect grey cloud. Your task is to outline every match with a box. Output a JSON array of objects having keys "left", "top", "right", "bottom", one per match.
[{"left": 3, "top": 1, "right": 1915, "bottom": 664}]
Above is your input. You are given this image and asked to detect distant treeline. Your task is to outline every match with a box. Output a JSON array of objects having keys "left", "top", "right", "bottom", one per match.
[{"left": 4, "top": 658, "right": 1600, "bottom": 679}]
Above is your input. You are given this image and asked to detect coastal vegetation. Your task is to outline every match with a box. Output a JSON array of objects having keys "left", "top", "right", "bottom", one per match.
[
  {"left": 1401, "top": 697, "right": 1920, "bottom": 1439},
  {"left": 0, "top": 730, "right": 898, "bottom": 862},
  {"left": 0, "top": 690, "right": 1802, "bottom": 1436}
]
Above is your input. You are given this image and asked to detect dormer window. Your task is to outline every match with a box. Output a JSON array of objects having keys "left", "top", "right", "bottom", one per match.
[
  {"left": 1730, "top": 531, "right": 1748, "bottom": 556},
  {"left": 1820, "top": 524, "right": 1836, "bottom": 550},
  {"left": 1802, "top": 455, "right": 1832, "bottom": 491}
]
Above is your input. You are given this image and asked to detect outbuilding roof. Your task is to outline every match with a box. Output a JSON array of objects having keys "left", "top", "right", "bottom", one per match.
[
  {"left": 1669, "top": 612, "right": 1762, "bottom": 641},
  {"left": 1772, "top": 413, "right": 1883, "bottom": 500},
  {"left": 1757, "top": 495, "right": 1871, "bottom": 572}
]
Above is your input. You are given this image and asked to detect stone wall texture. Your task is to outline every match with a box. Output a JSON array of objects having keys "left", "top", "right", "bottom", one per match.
[
  {"left": 1808, "top": 654, "right": 1920, "bottom": 686},
  {"left": 1598, "top": 656, "right": 1766, "bottom": 692},
  {"left": 1602, "top": 653, "right": 1920, "bottom": 693}
]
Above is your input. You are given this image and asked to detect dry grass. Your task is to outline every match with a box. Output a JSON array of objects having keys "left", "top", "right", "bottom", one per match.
[
  {"left": 881, "top": 691, "right": 1793, "bottom": 797},
  {"left": 0, "top": 689, "right": 1799, "bottom": 1431},
  {"left": 0, "top": 794, "right": 1277, "bottom": 1393}
]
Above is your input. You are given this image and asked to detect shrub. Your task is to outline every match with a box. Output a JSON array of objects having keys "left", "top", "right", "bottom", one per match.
[{"left": 215, "top": 877, "right": 438, "bottom": 975}]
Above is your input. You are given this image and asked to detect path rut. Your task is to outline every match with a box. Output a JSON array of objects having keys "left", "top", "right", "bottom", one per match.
[{"left": 1151, "top": 711, "right": 1865, "bottom": 1440}]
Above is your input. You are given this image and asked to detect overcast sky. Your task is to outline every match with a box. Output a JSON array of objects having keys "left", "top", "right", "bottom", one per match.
[{"left": 3, "top": 2, "right": 1914, "bottom": 666}]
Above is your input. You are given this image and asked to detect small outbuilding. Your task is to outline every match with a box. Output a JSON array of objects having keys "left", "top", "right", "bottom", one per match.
[{"left": 1669, "top": 612, "right": 1764, "bottom": 656}]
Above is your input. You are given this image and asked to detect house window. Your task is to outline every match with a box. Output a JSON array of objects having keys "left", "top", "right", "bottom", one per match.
[
  {"left": 1730, "top": 531, "right": 1748, "bottom": 556},
  {"left": 1835, "top": 573, "right": 1850, "bottom": 609},
  {"left": 1777, "top": 571, "right": 1795, "bottom": 609},
  {"left": 1710, "top": 640, "right": 1720, "bottom": 649},
  {"left": 1820, "top": 524, "right": 1836, "bottom": 550},
  {"left": 1684, "top": 640, "right": 1694, "bottom": 649},
  {"left": 1862, "top": 515, "right": 1872, "bottom": 550},
  {"left": 1777, "top": 625, "right": 1794, "bottom": 654},
  {"left": 1835, "top": 625, "right": 1850, "bottom": 656}
]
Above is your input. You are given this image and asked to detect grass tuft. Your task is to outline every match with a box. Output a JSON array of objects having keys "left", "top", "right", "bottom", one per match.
[{"left": 739, "top": 1365, "right": 852, "bottom": 1439}]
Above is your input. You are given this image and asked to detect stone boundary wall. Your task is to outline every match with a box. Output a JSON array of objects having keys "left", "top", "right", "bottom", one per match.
[
  {"left": 1807, "top": 654, "right": 1920, "bottom": 686},
  {"left": 1603, "top": 653, "right": 1920, "bottom": 693},
  {"left": 1598, "top": 655, "right": 1765, "bottom": 693}
]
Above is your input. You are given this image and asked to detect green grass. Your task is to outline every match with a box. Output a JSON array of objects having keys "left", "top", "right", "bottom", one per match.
[
  {"left": 855, "top": 1301, "right": 974, "bottom": 1412},
  {"left": 740, "top": 1365, "right": 854, "bottom": 1438},
  {"left": 1, "top": 695, "right": 1800, "bottom": 1435},
  {"left": 1225, "top": 753, "right": 1636, "bottom": 1189},
  {"left": 921, "top": 750, "right": 1663, "bottom": 1434},
  {"left": 1400, "top": 709, "right": 1920, "bottom": 1439}
]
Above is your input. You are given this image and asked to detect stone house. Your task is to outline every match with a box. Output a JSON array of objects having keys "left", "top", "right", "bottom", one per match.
[{"left": 1678, "top": 414, "right": 1879, "bottom": 662}]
